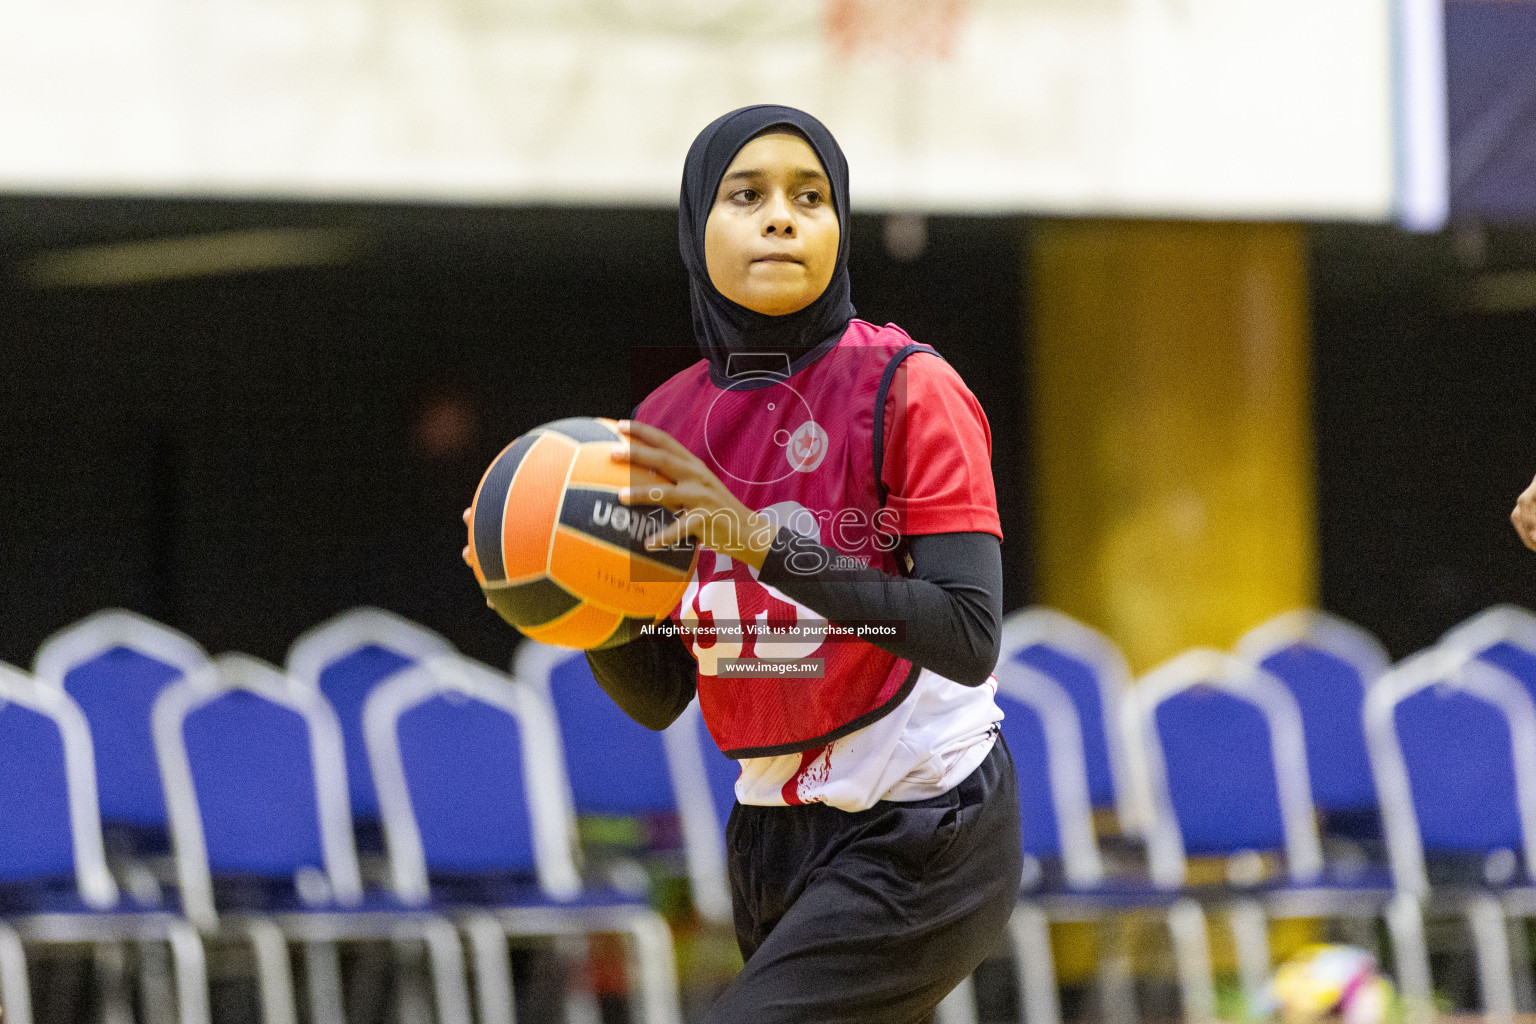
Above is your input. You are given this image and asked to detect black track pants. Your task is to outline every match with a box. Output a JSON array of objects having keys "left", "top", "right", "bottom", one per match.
[{"left": 703, "top": 736, "right": 1023, "bottom": 1024}]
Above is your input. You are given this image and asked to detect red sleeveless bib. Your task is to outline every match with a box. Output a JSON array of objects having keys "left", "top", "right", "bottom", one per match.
[{"left": 636, "top": 321, "right": 934, "bottom": 758}]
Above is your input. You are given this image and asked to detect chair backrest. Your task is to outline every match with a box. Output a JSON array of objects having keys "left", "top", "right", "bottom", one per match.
[
  {"left": 514, "top": 641, "right": 677, "bottom": 818},
  {"left": 1235, "top": 609, "right": 1389, "bottom": 821},
  {"left": 993, "top": 658, "right": 1104, "bottom": 889},
  {"left": 999, "top": 608, "right": 1142, "bottom": 833},
  {"left": 659, "top": 700, "right": 737, "bottom": 925},
  {"left": 286, "top": 608, "right": 454, "bottom": 824},
  {"left": 1364, "top": 646, "right": 1536, "bottom": 897},
  {"left": 33, "top": 610, "right": 208, "bottom": 832},
  {"left": 0, "top": 662, "right": 117, "bottom": 909},
  {"left": 1135, "top": 649, "right": 1323, "bottom": 888},
  {"left": 154, "top": 654, "right": 362, "bottom": 928},
  {"left": 1442, "top": 605, "right": 1536, "bottom": 705},
  {"left": 364, "top": 654, "right": 581, "bottom": 906}
]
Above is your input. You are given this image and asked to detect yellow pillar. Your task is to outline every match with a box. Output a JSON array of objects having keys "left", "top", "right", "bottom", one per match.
[
  {"left": 1032, "top": 219, "right": 1322, "bottom": 981},
  {"left": 1030, "top": 219, "right": 1318, "bottom": 674}
]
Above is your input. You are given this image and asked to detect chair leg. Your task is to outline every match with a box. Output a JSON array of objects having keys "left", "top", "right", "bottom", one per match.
[
  {"left": 1507, "top": 910, "right": 1535, "bottom": 1012},
  {"left": 166, "top": 920, "right": 211, "bottom": 1024},
  {"left": 392, "top": 939, "right": 434, "bottom": 1024},
  {"left": 1229, "top": 899, "right": 1271, "bottom": 1009},
  {"left": 419, "top": 916, "right": 474, "bottom": 1024},
  {"left": 303, "top": 940, "right": 347, "bottom": 1024},
  {"left": 463, "top": 914, "right": 516, "bottom": 1024},
  {"left": 137, "top": 937, "right": 178, "bottom": 1024},
  {"left": 1007, "top": 904, "right": 1061, "bottom": 1024},
  {"left": 1096, "top": 915, "right": 1140, "bottom": 1024},
  {"left": 935, "top": 973, "right": 978, "bottom": 1024},
  {"left": 488, "top": 907, "right": 679, "bottom": 1024},
  {"left": 555, "top": 934, "right": 602, "bottom": 1024},
  {"left": 245, "top": 918, "right": 299, "bottom": 1024},
  {"left": 1167, "top": 898, "right": 1217, "bottom": 1024},
  {"left": 1384, "top": 893, "right": 1434, "bottom": 1024},
  {"left": 1467, "top": 893, "right": 1516, "bottom": 1024},
  {"left": 92, "top": 943, "right": 131, "bottom": 1024},
  {"left": 0, "top": 921, "right": 34, "bottom": 1024},
  {"left": 94, "top": 941, "right": 134, "bottom": 1024},
  {"left": 615, "top": 908, "right": 682, "bottom": 1024}
]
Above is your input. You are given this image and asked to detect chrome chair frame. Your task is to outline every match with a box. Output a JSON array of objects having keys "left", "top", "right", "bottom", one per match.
[{"left": 285, "top": 606, "right": 455, "bottom": 692}]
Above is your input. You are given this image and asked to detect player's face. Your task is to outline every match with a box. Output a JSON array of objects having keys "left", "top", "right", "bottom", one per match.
[{"left": 704, "top": 132, "right": 839, "bottom": 317}]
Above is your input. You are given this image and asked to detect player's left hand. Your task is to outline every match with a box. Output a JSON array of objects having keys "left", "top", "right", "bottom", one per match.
[
  {"left": 460, "top": 508, "right": 497, "bottom": 608},
  {"left": 612, "top": 419, "right": 774, "bottom": 569},
  {"left": 1514, "top": 472, "right": 1536, "bottom": 553}
]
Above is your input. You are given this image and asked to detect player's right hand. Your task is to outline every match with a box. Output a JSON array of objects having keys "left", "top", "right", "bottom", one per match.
[{"left": 1513, "top": 473, "right": 1536, "bottom": 552}]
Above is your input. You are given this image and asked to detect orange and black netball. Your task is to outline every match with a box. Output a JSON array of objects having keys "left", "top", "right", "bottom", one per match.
[{"left": 466, "top": 417, "right": 697, "bottom": 650}]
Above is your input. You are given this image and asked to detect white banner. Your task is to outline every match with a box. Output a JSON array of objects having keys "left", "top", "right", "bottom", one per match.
[{"left": 0, "top": 0, "right": 1394, "bottom": 217}]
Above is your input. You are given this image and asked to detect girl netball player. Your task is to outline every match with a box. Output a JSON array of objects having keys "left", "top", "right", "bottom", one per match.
[{"left": 592, "top": 105, "right": 1021, "bottom": 1023}]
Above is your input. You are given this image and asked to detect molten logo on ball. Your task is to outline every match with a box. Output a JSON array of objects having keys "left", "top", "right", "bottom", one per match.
[{"left": 590, "top": 499, "right": 664, "bottom": 545}]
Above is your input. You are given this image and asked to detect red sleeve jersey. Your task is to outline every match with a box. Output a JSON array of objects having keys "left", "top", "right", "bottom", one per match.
[{"left": 879, "top": 352, "right": 1002, "bottom": 540}]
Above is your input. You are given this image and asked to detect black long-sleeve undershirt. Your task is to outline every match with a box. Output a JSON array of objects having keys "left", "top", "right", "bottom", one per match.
[{"left": 583, "top": 529, "right": 1003, "bottom": 732}]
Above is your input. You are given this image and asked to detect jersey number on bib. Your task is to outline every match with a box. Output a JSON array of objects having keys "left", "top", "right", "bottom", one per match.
[{"left": 681, "top": 554, "right": 828, "bottom": 676}]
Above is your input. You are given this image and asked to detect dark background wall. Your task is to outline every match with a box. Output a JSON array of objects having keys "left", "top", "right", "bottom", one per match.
[
  {"left": 0, "top": 200, "right": 1029, "bottom": 668},
  {"left": 1309, "top": 223, "right": 1536, "bottom": 658}
]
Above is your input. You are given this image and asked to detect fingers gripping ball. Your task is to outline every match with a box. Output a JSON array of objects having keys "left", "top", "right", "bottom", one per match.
[{"left": 467, "top": 417, "right": 698, "bottom": 649}]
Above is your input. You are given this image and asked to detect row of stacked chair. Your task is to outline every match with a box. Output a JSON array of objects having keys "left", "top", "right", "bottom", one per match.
[
  {"left": 3, "top": 602, "right": 1535, "bottom": 1023},
  {"left": 985, "top": 604, "right": 1536, "bottom": 1024},
  {"left": 2, "top": 609, "right": 679, "bottom": 1024}
]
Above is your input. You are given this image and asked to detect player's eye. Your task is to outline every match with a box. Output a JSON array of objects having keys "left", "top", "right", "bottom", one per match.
[
  {"left": 732, "top": 188, "right": 759, "bottom": 204},
  {"left": 799, "top": 189, "right": 823, "bottom": 205}
]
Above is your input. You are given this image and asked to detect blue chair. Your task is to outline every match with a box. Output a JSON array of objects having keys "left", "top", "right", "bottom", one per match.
[
  {"left": 154, "top": 654, "right": 472, "bottom": 1024},
  {"left": 1365, "top": 646, "right": 1536, "bottom": 1019},
  {"left": 1442, "top": 604, "right": 1536, "bottom": 705},
  {"left": 1135, "top": 650, "right": 1336, "bottom": 1016},
  {"left": 286, "top": 607, "right": 455, "bottom": 851},
  {"left": 996, "top": 660, "right": 1106, "bottom": 893},
  {"left": 999, "top": 608, "right": 1144, "bottom": 835},
  {"left": 0, "top": 661, "right": 209, "bottom": 1024},
  {"left": 516, "top": 642, "right": 675, "bottom": 820},
  {"left": 1137, "top": 651, "right": 1326, "bottom": 886},
  {"left": 32, "top": 609, "right": 209, "bottom": 858},
  {"left": 1236, "top": 609, "right": 1390, "bottom": 845},
  {"left": 363, "top": 654, "right": 682, "bottom": 1024},
  {"left": 516, "top": 642, "right": 735, "bottom": 925}
]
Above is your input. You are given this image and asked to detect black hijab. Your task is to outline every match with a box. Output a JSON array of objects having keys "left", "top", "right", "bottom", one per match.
[{"left": 678, "top": 105, "right": 856, "bottom": 385}]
